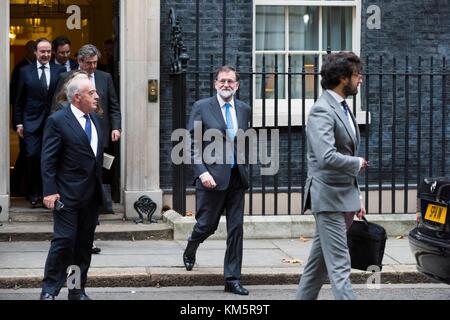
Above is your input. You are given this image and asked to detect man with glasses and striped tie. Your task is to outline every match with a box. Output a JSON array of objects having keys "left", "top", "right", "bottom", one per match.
[
  {"left": 39, "top": 76, "right": 104, "bottom": 300},
  {"left": 183, "top": 65, "right": 252, "bottom": 295}
]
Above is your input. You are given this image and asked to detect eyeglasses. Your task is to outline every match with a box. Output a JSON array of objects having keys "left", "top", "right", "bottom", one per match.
[
  {"left": 217, "top": 79, "right": 237, "bottom": 85},
  {"left": 352, "top": 73, "right": 363, "bottom": 79}
]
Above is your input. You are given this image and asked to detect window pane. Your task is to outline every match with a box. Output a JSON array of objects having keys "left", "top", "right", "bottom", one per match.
[
  {"left": 322, "top": 7, "right": 353, "bottom": 51},
  {"left": 256, "top": 6, "right": 285, "bottom": 50},
  {"left": 290, "top": 55, "right": 318, "bottom": 99},
  {"left": 255, "top": 54, "right": 285, "bottom": 99},
  {"left": 289, "top": 6, "right": 319, "bottom": 50}
]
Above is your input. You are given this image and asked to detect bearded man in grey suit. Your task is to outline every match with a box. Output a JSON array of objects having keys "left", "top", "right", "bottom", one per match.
[
  {"left": 295, "top": 52, "right": 368, "bottom": 300},
  {"left": 183, "top": 65, "right": 251, "bottom": 295}
]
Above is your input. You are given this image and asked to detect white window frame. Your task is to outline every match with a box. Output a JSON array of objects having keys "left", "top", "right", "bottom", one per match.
[{"left": 252, "top": 0, "right": 368, "bottom": 127}]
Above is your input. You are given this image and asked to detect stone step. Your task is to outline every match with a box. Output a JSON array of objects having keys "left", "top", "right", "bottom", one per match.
[
  {"left": 0, "top": 221, "right": 173, "bottom": 242},
  {"left": 8, "top": 198, "right": 125, "bottom": 223},
  {"left": 9, "top": 209, "right": 125, "bottom": 223}
]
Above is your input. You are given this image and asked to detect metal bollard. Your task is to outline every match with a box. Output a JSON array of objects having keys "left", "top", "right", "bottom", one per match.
[{"left": 133, "top": 196, "right": 157, "bottom": 224}]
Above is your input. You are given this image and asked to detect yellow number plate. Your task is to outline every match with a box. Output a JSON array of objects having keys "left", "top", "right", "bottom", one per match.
[{"left": 424, "top": 203, "right": 447, "bottom": 224}]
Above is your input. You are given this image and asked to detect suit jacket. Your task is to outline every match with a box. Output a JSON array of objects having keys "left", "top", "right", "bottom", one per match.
[
  {"left": 50, "top": 58, "right": 79, "bottom": 72},
  {"left": 54, "top": 69, "right": 121, "bottom": 145},
  {"left": 10, "top": 58, "right": 33, "bottom": 109},
  {"left": 188, "top": 96, "right": 251, "bottom": 191},
  {"left": 41, "top": 106, "right": 104, "bottom": 209},
  {"left": 303, "top": 90, "right": 362, "bottom": 213},
  {"left": 14, "top": 62, "right": 66, "bottom": 133}
]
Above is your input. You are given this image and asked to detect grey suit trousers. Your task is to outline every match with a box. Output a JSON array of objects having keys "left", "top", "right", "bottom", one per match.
[{"left": 295, "top": 212, "right": 356, "bottom": 300}]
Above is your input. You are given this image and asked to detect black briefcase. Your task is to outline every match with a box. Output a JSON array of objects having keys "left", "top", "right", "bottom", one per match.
[{"left": 347, "top": 217, "right": 387, "bottom": 271}]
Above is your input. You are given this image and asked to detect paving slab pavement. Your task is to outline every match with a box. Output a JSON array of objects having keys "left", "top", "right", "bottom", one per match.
[{"left": 0, "top": 237, "right": 433, "bottom": 289}]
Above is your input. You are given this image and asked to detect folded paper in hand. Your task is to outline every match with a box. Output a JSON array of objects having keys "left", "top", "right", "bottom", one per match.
[{"left": 103, "top": 153, "right": 115, "bottom": 170}]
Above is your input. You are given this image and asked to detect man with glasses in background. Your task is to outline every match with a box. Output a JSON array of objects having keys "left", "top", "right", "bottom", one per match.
[{"left": 182, "top": 65, "right": 251, "bottom": 295}]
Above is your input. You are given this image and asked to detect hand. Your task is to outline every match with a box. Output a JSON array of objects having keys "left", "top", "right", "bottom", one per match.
[
  {"left": 16, "top": 127, "right": 24, "bottom": 139},
  {"left": 111, "top": 130, "right": 121, "bottom": 142},
  {"left": 200, "top": 172, "right": 217, "bottom": 189},
  {"left": 359, "top": 158, "right": 369, "bottom": 173},
  {"left": 43, "top": 194, "right": 60, "bottom": 210},
  {"left": 356, "top": 198, "right": 366, "bottom": 219}
]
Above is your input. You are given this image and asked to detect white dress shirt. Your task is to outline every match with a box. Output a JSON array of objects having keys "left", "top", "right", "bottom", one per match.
[
  {"left": 89, "top": 73, "right": 96, "bottom": 89},
  {"left": 327, "top": 89, "right": 356, "bottom": 136},
  {"left": 70, "top": 104, "right": 98, "bottom": 156}
]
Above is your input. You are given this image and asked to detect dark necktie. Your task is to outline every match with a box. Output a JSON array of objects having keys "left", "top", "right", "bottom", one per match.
[
  {"left": 224, "top": 102, "right": 235, "bottom": 167},
  {"left": 39, "top": 65, "right": 48, "bottom": 92},
  {"left": 341, "top": 100, "right": 350, "bottom": 118},
  {"left": 84, "top": 114, "right": 92, "bottom": 143}
]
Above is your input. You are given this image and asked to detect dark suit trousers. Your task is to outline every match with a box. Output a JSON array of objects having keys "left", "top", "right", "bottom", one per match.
[
  {"left": 189, "top": 167, "right": 245, "bottom": 283},
  {"left": 24, "top": 130, "right": 43, "bottom": 198},
  {"left": 42, "top": 199, "right": 100, "bottom": 296}
]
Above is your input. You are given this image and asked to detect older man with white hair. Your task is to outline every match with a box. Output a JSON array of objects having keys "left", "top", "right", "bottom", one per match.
[{"left": 39, "top": 76, "right": 104, "bottom": 300}]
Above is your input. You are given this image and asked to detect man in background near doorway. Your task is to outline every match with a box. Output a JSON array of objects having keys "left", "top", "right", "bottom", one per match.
[
  {"left": 97, "top": 38, "right": 115, "bottom": 80},
  {"left": 10, "top": 40, "right": 36, "bottom": 107},
  {"left": 14, "top": 38, "right": 66, "bottom": 207},
  {"left": 51, "top": 36, "right": 78, "bottom": 72},
  {"left": 10, "top": 40, "right": 36, "bottom": 197}
]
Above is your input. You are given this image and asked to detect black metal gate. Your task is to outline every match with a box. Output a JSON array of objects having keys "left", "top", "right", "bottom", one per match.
[{"left": 168, "top": 9, "right": 450, "bottom": 216}]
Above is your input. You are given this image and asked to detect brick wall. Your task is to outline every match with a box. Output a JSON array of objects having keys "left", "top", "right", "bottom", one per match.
[{"left": 160, "top": 0, "right": 450, "bottom": 190}]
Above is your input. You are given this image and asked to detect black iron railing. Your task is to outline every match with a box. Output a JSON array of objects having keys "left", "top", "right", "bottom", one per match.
[{"left": 169, "top": 52, "right": 450, "bottom": 216}]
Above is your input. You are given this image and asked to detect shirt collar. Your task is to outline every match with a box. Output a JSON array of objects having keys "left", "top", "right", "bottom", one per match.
[
  {"left": 70, "top": 104, "right": 87, "bottom": 119},
  {"left": 216, "top": 93, "right": 235, "bottom": 109},
  {"left": 37, "top": 61, "right": 50, "bottom": 69},
  {"left": 326, "top": 89, "right": 345, "bottom": 105}
]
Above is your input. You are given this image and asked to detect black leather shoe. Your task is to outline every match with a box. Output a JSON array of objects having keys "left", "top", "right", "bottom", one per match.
[
  {"left": 39, "top": 292, "right": 55, "bottom": 300},
  {"left": 183, "top": 241, "right": 199, "bottom": 271},
  {"left": 91, "top": 243, "right": 101, "bottom": 254},
  {"left": 30, "top": 196, "right": 39, "bottom": 207},
  {"left": 183, "top": 252, "right": 195, "bottom": 271},
  {"left": 68, "top": 291, "right": 92, "bottom": 300},
  {"left": 224, "top": 282, "right": 249, "bottom": 295}
]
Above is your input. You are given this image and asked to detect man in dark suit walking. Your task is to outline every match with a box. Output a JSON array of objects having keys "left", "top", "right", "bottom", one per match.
[
  {"left": 183, "top": 65, "right": 251, "bottom": 295},
  {"left": 39, "top": 75, "right": 104, "bottom": 300},
  {"left": 51, "top": 36, "right": 79, "bottom": 72},
  {"left": 14, "top": 38, "right": 66, "bottom": 207}
]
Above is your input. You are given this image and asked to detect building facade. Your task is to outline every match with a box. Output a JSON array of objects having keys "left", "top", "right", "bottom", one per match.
[{"left": 1, "top": 0, "right": 449, "bottom": 220}]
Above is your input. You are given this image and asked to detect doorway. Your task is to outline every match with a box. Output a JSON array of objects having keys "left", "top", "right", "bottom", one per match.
[{"left": 9, "top": 0, "right": 121, "bottom": 207}]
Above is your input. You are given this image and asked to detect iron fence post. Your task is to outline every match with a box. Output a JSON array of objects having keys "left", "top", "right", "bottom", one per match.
[{"left": 169, "top": 8, "right": 189, "bottom": 215}]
